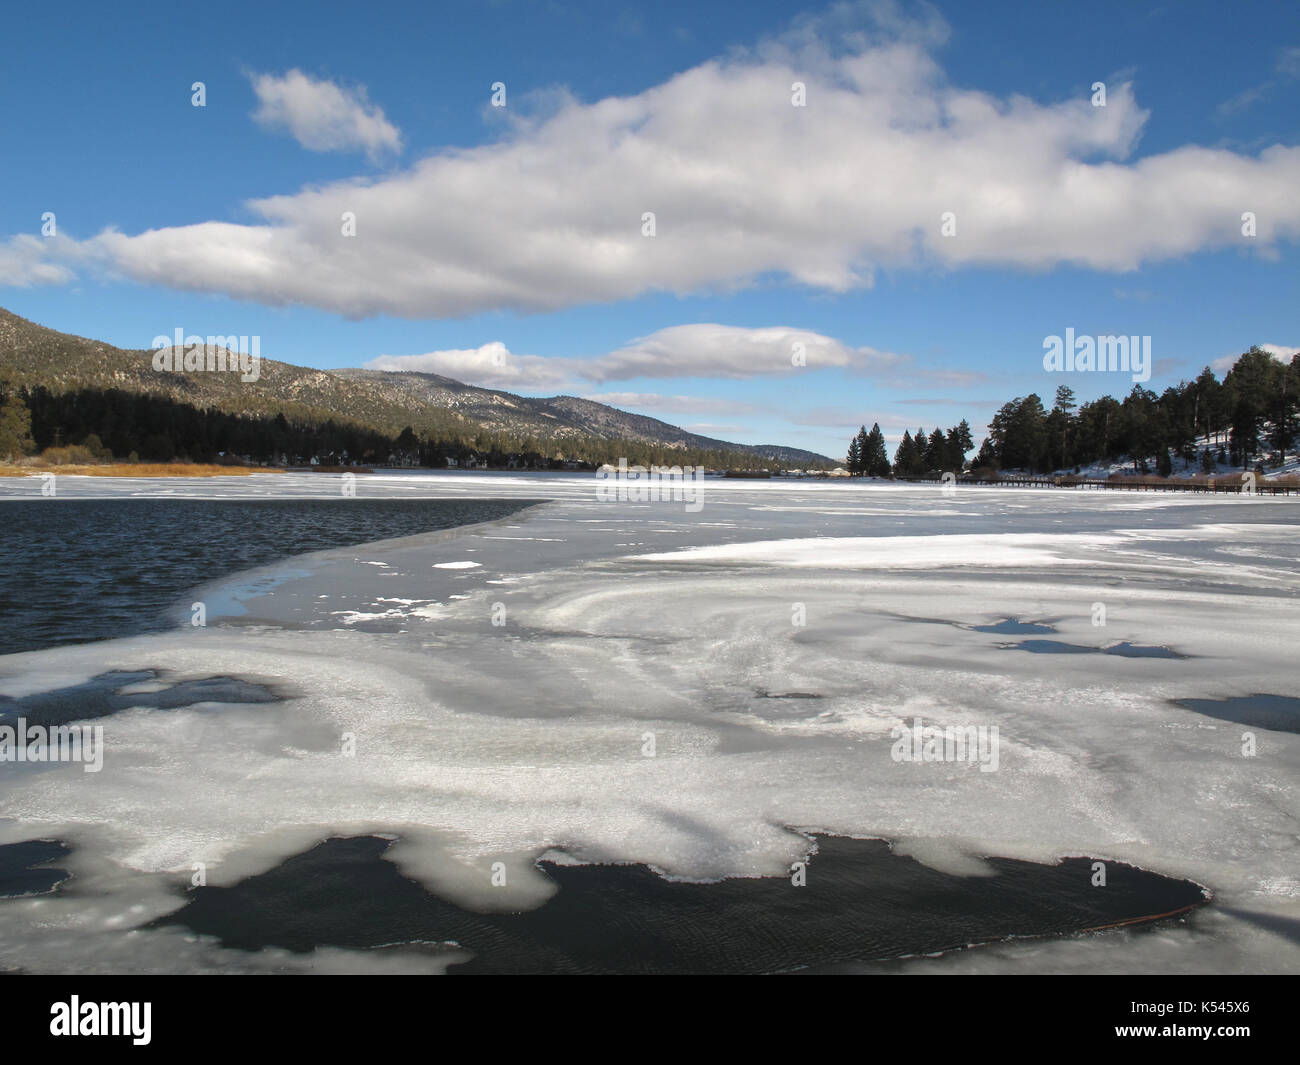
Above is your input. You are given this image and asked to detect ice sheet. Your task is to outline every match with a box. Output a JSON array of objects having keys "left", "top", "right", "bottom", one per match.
[{"left": 0, "top": 472, "right": 1296, "bottom": 973}]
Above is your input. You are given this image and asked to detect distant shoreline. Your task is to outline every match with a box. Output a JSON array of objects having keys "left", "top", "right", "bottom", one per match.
[
  {"left": 0, "top": 462, "right": 282, "bottom": 478},
  {"left": 4, "top": 463, "right": 1300, "bottom": 495}
]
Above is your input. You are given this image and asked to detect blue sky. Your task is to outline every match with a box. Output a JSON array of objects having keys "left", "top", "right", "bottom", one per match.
[{"left": 1, "top": 0, "right": 1297, "bottom": 460}]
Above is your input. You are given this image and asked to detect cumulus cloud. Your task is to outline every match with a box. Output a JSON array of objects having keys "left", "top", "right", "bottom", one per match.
[
  {"left": 23, "top": 5, "right": 1300, "bottom": 316},
  {"left": 365, "top": 324, "right": 909, "bottom": 388},
  {"left": 590, "top": 324, "right": 905, "bottom": 381},
  {"left": 365, "top": 342, "right": 572, "bottom": 390},
  {"left": 0, "top": 235, "right": 77, "bottom": 286},
  {"left": 250, "top": 69, "right": 402, "bottom": 160}
]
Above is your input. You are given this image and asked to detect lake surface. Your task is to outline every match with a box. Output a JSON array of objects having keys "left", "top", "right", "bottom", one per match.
[
  {"left": 0, "top": 474, "right": 1295, "bottom": 975},
  {"left": 0, "top": 498, "right": 534, "bottom": 655},
  {"left": 157, "top": 834, "right": 1207, "bottom": 975}
]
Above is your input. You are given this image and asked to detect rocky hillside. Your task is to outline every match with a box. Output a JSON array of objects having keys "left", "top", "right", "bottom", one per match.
[{"left": 0, "top": 307, "right": 831, "bottom": 465}]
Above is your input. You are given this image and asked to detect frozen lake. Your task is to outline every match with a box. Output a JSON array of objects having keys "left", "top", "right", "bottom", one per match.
[{"left": 0, "top": 471, "right": 1297, "bottom": 973}]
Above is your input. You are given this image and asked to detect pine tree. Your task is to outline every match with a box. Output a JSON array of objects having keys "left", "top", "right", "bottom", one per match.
[
  {"left": 852, "top": 425, "right": 870, "bottom": 475},
  {"left": 1193, "top": 366, "right": 1221, "bottom": 446},
  {"left": 952, "top": 418, "right": 974, "bottom": 457},
  {"left": 846, "top": 434, "right": 862, "bottom": 474},
  {"left": 893, "top": 430, "right": 914, "bottom": 477},
  {"left": 973, "top": 437, "right": 999, "bottom": 472},
  {"left": 1050, "top": 386, "right": 1076, "bottom": 470},
  {"left": 989, "top": 396, "right": 1048, "bottom": 472},
  {"left": 863, "top": 423, "right": 890, "bottom": 476},
  {"left": 1225, "top": 348, "right": 1274, "bottom": 468},
  {"left": 1270, "top": 354, "right": 1299, "bottom": 463},
  {"left": 0, "top": 386, "right": 34, "bottom": 461},
  {"left": 926, "top": 428, "right": 946, "bottom": 471}
]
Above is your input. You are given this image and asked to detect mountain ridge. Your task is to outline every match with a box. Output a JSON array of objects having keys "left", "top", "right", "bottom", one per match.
[{"left": 0, "top": 307, "right": 833, "bottom": 466}]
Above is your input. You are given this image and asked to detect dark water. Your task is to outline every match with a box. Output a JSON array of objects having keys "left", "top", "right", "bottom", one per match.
[
  {"left": 0, "top": 670, "right": 281, "bottom": 729},
  {"left": 972, "top": 617, "right": 1057, "bottom": 635},
  {"left": 1173, "top": 694, "right": 1300, "bottom": 735},
  {"left": 0, "top": 840, "right": 72, "bottom": 898},
  {"left": 1002, "top": 639, "right": 1187, "bottom": 658},
  {"left": 147, "top": 834, "right": 1207, "bottom": 974},
  {"left": 0, "top": 498, "right": 535, "bottom": 656}
]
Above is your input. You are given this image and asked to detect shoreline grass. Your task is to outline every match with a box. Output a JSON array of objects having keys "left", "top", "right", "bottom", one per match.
[{"left": 0, "top": 463, "right": 285, "bottom": 478}]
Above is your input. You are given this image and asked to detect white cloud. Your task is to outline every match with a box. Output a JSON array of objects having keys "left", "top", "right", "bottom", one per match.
[
  {"left": 591, "top": 324, "right": 905, "bottom": 381},
  {"left": 250, "top": 69, "right": 402, "bottom": 160},
  {"left": 364, "top": 324, "right": 909, "bottom": 388},
  {"left": 0, "top": 235, "right": 76, "bottom": 286},
  {"left": 365, "top": 342, "right": 571, "bottom": 390},
  {"left": 25, "top": 6, "right": 1300, "bottom": 316}
]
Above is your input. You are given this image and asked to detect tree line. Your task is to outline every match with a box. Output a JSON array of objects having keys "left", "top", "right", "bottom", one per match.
[
  {"left": 844, "top": 347, "right": 1299, "bottom": 477},
  {"left": 981, "top": 347, "right": 1298, "bottom": 474},
  {"left": 0, "top": 384, "right": 807, "bottom": 472},
  {"left": 845, "top": 420, "right": 974, "bottom": 476}
]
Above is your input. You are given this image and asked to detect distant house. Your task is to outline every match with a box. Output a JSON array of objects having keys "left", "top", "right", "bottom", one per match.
[{"left": 445, "top": 456, "right": 459, "bottom": 468}]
